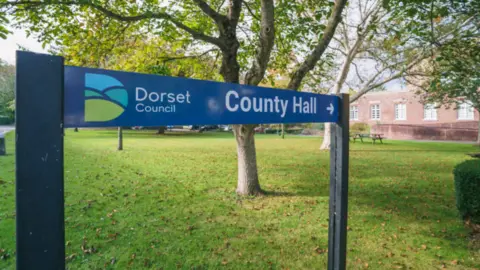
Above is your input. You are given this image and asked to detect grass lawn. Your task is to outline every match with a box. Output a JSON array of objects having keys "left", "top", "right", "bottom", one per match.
[{"left": 1, "top": 130, "right": 479, "bottom": 269}]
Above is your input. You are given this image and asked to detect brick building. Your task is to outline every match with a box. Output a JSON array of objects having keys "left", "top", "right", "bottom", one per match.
[{"left": 350, "top": 91, "right": 479, "bottom": 141}]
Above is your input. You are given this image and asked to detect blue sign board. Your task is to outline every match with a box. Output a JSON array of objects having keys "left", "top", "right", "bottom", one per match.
[{"left": 64, "top": 66, "right": 340, "bottom": 127}]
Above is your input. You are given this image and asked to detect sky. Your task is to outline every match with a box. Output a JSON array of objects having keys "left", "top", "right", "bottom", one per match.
[{"left": 0, "top": 29, "right": 46, "bottom": 64}]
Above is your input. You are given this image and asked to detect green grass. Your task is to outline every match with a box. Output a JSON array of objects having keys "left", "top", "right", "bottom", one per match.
[{"left": 1, "top": 130, "right": 479, "bottom": 269}]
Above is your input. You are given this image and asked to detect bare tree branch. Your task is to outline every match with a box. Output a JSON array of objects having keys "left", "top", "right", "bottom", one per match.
[
  {"left": 287, "top": 0, "right": 348, "bottom": 90},
  {"left": 351, "top": 61, "right": 365, "bottom": 83},
  {"left": 350, "top": 52, "right": 430, "bottom": 102},
  {"left": 244, "top": 0, "right": 274, "bottom": 86},
  {"left": 243, "top": 1, "right": 260, "bottom": 21},
  {"left": 350, "top": 73, "right": 403, "bottom": 102},
  {"left": 192, "top": 0, "right": 227, "bottom": 24},
  {"left": 329, "top": 45, "right": 347, "bottom": 56},
  {"left": 160, "top": 48, "right": 219, "bottom": 63},
  {"left": 238, "top": 24, "right": 254, "bottom": 44},
  {"left": 332, "top": 36, "right": 347, "bottom": 49},
  {"left": 341, "top": 21, "right": 351, "bottom": 50},
  {"left": 228, "top": 0, "right": 243, "bottom": 27},
  {"left": 216, "top": 0, "right": 226, "bottom": 12}
]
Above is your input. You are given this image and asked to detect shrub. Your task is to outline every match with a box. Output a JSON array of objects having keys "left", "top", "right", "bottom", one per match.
[
  {"left": 453, "top": 159, "right": 480, "bottom": 226},
  {"left": 350, "top": 122, "right": 370, "bottom": 133},
  {"left": 0, "top": 116, "right": 13, "bottom": 125},
  {"left": 310, "top": 123, "right": 325, "bottom": 130}
]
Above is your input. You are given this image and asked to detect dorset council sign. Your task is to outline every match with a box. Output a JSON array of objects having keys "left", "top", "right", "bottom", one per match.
[{"left": 64, "top": 66, "right": 339, "bottom": 127}]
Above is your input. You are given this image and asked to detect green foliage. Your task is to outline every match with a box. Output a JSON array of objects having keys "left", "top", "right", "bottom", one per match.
[
  {"left": 385, "top": 0, "right": 480, "bottom": 113},
  {"left": 0, "top": 116, "right": 12, "bottom": 124},
  {"left": 0, "top": 0, "right": 339, "bottom": 89},
  {"left": 267, "top": 0, "right": 334, "bottom": 70},
  {"left": 350, "top": 122, "right": 370, "bottom": 133},
  {"left": 421, "top": 38, "right": 480, "bottom": 111},
  {"left": 0, "top": 59, "right": 15, "bottom": 122},
  {"left": 310, "top": 123, "right": 325, "bottom": 130},
  {"left": 0, "top": 11, "right": 10, "bottom": 39},
  {"left": 45, "top": 12, "right": 221, "bottom": 80},
  {"left": 453, "top": 159, "right": 480, "bottom": 224},
  {"left": 385, "top": 0, "right": 479, "bottom": 43}
]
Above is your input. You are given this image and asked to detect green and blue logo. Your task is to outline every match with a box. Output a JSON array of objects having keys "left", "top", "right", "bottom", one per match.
[{"left": 84, "top": 73, "right": 128, "bottom": 122}]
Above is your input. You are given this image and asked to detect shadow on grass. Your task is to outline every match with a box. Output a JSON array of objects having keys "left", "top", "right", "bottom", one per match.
[
  {"left": 74, "top": 130, "right": 235, "bottom": 139},
  {"left": 262, "top": 190, "right": 297, "bottom": 197},
  {"left": 350, "top": 149, "right": 470, "bottom": 153}
]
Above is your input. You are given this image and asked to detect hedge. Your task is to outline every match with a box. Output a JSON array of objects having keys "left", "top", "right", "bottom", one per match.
[
  {"left": 350, "top": 122, "right": 369, "bottom": 133},
  {"left": 453, "top": 159, "right": 480, "bottom": 225},
  {"left": 0, "top": 116, "right": 13, "bottom": 125}
]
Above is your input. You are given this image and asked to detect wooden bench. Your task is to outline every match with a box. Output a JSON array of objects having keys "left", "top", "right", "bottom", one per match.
[
  {"left": 351, "top": 133, "right": 369, "bottom": 143},
  {"left": 370, "top": 133, "right": 385, "bottom": 144},
  {"left": 350, "top": 133, "right": 386, "bottom": 144}
]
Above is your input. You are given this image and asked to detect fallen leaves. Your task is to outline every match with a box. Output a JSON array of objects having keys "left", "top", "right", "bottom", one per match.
[
  {"left": 81, "top": 238, "right": 97, "bottom": 255},
  {"left": 313, "top": 246, "right": 327, "bottom": 255},
  {"left": 65, "top": 253, "right": 76, "bottom": 262},
  {"left": 108, "top": 232, "right": 119, "bottom": 241},
  {"left": 0, "top": 249, "right": 10, "bottom": 260}
]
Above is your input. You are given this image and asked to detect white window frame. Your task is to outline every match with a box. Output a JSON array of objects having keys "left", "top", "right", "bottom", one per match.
[
  {"left": 458, "top": 102, "right": 474, "bottom": 120},
  {"left": 370, "top": 104, "right": 380, "bottom": 120},
  {"left": 350, "top": 105, "right": 359, "bottom": 121},
  {"left": 394, "top": 103, "right": 407, "bottom": 120},
  {"left": 423, "top": 103, "right": 438, "bottom": 120}
]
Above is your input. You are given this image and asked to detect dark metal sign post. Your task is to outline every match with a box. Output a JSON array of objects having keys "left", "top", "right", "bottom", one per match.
[
  {"left": 15, "top": 51, "right": 349, "bottom": 270},
  {"left": 328, "top": 94, "right": 350, "bottom": 270},
  {"left": 16, "top": 52, "right": 65, "bottom": 269}
]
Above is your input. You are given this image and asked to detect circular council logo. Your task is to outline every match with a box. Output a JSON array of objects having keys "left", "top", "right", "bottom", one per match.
[{"left": 84, "top": 73, "right": 128, "bottom": 122}]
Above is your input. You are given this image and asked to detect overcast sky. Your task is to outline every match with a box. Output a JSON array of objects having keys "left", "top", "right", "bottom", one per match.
[{"left": 0, "top": 29, "right": 46, "bottom": 64}]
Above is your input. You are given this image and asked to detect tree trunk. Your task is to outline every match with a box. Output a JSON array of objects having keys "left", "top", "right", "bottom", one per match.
[
  {"left": 233, "top": 124, "right": 262, "bottom": 196},
  {"left": 281, "top": 124, "right": 285, "bottom": 139},
  {"left": 118, "top": 127, "right": 123, "bottom": 151},
  {"left": 320, "top": 123, "right": 331, "bottom": 150},
  {"left": 156, "top": 126, "right": 166, "bottom": 134}
]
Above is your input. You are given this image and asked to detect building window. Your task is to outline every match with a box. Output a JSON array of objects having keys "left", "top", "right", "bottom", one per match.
[
  {"left": 350, "top": 105, "right": 358, "bottom": 120},
  {"left": 424, "top": 104, "right": 437, "bottom": 120},
  {"left": 370, "top": 104, "right": 380, "bottom": 120},
  {"left": 394, "top": 103, "right": 407, "bottom": 120},
  {"left": 458, "top": 102, "right": 474, "bottom": 120}
]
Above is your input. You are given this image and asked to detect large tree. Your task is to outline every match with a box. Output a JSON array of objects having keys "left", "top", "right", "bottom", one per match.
[
  {"left": 318, "top": 0, "right": 478, "bottom": 149},
  {"left": 387, "top": 0, "right": 480, "bottom": 143},
  {"left": 1, "top": 0, "right": 347, "bottom": 195},
  {"left": 318, "top": 0, "right": 431, "bottom": 149},
  {"left": 420, "top": 38, "right": 480, "bottom": 144}
]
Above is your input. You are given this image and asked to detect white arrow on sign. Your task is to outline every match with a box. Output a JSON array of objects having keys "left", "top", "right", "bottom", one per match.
[{"left": 326, "top": 103, "right": 334, "bottom": 115}]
